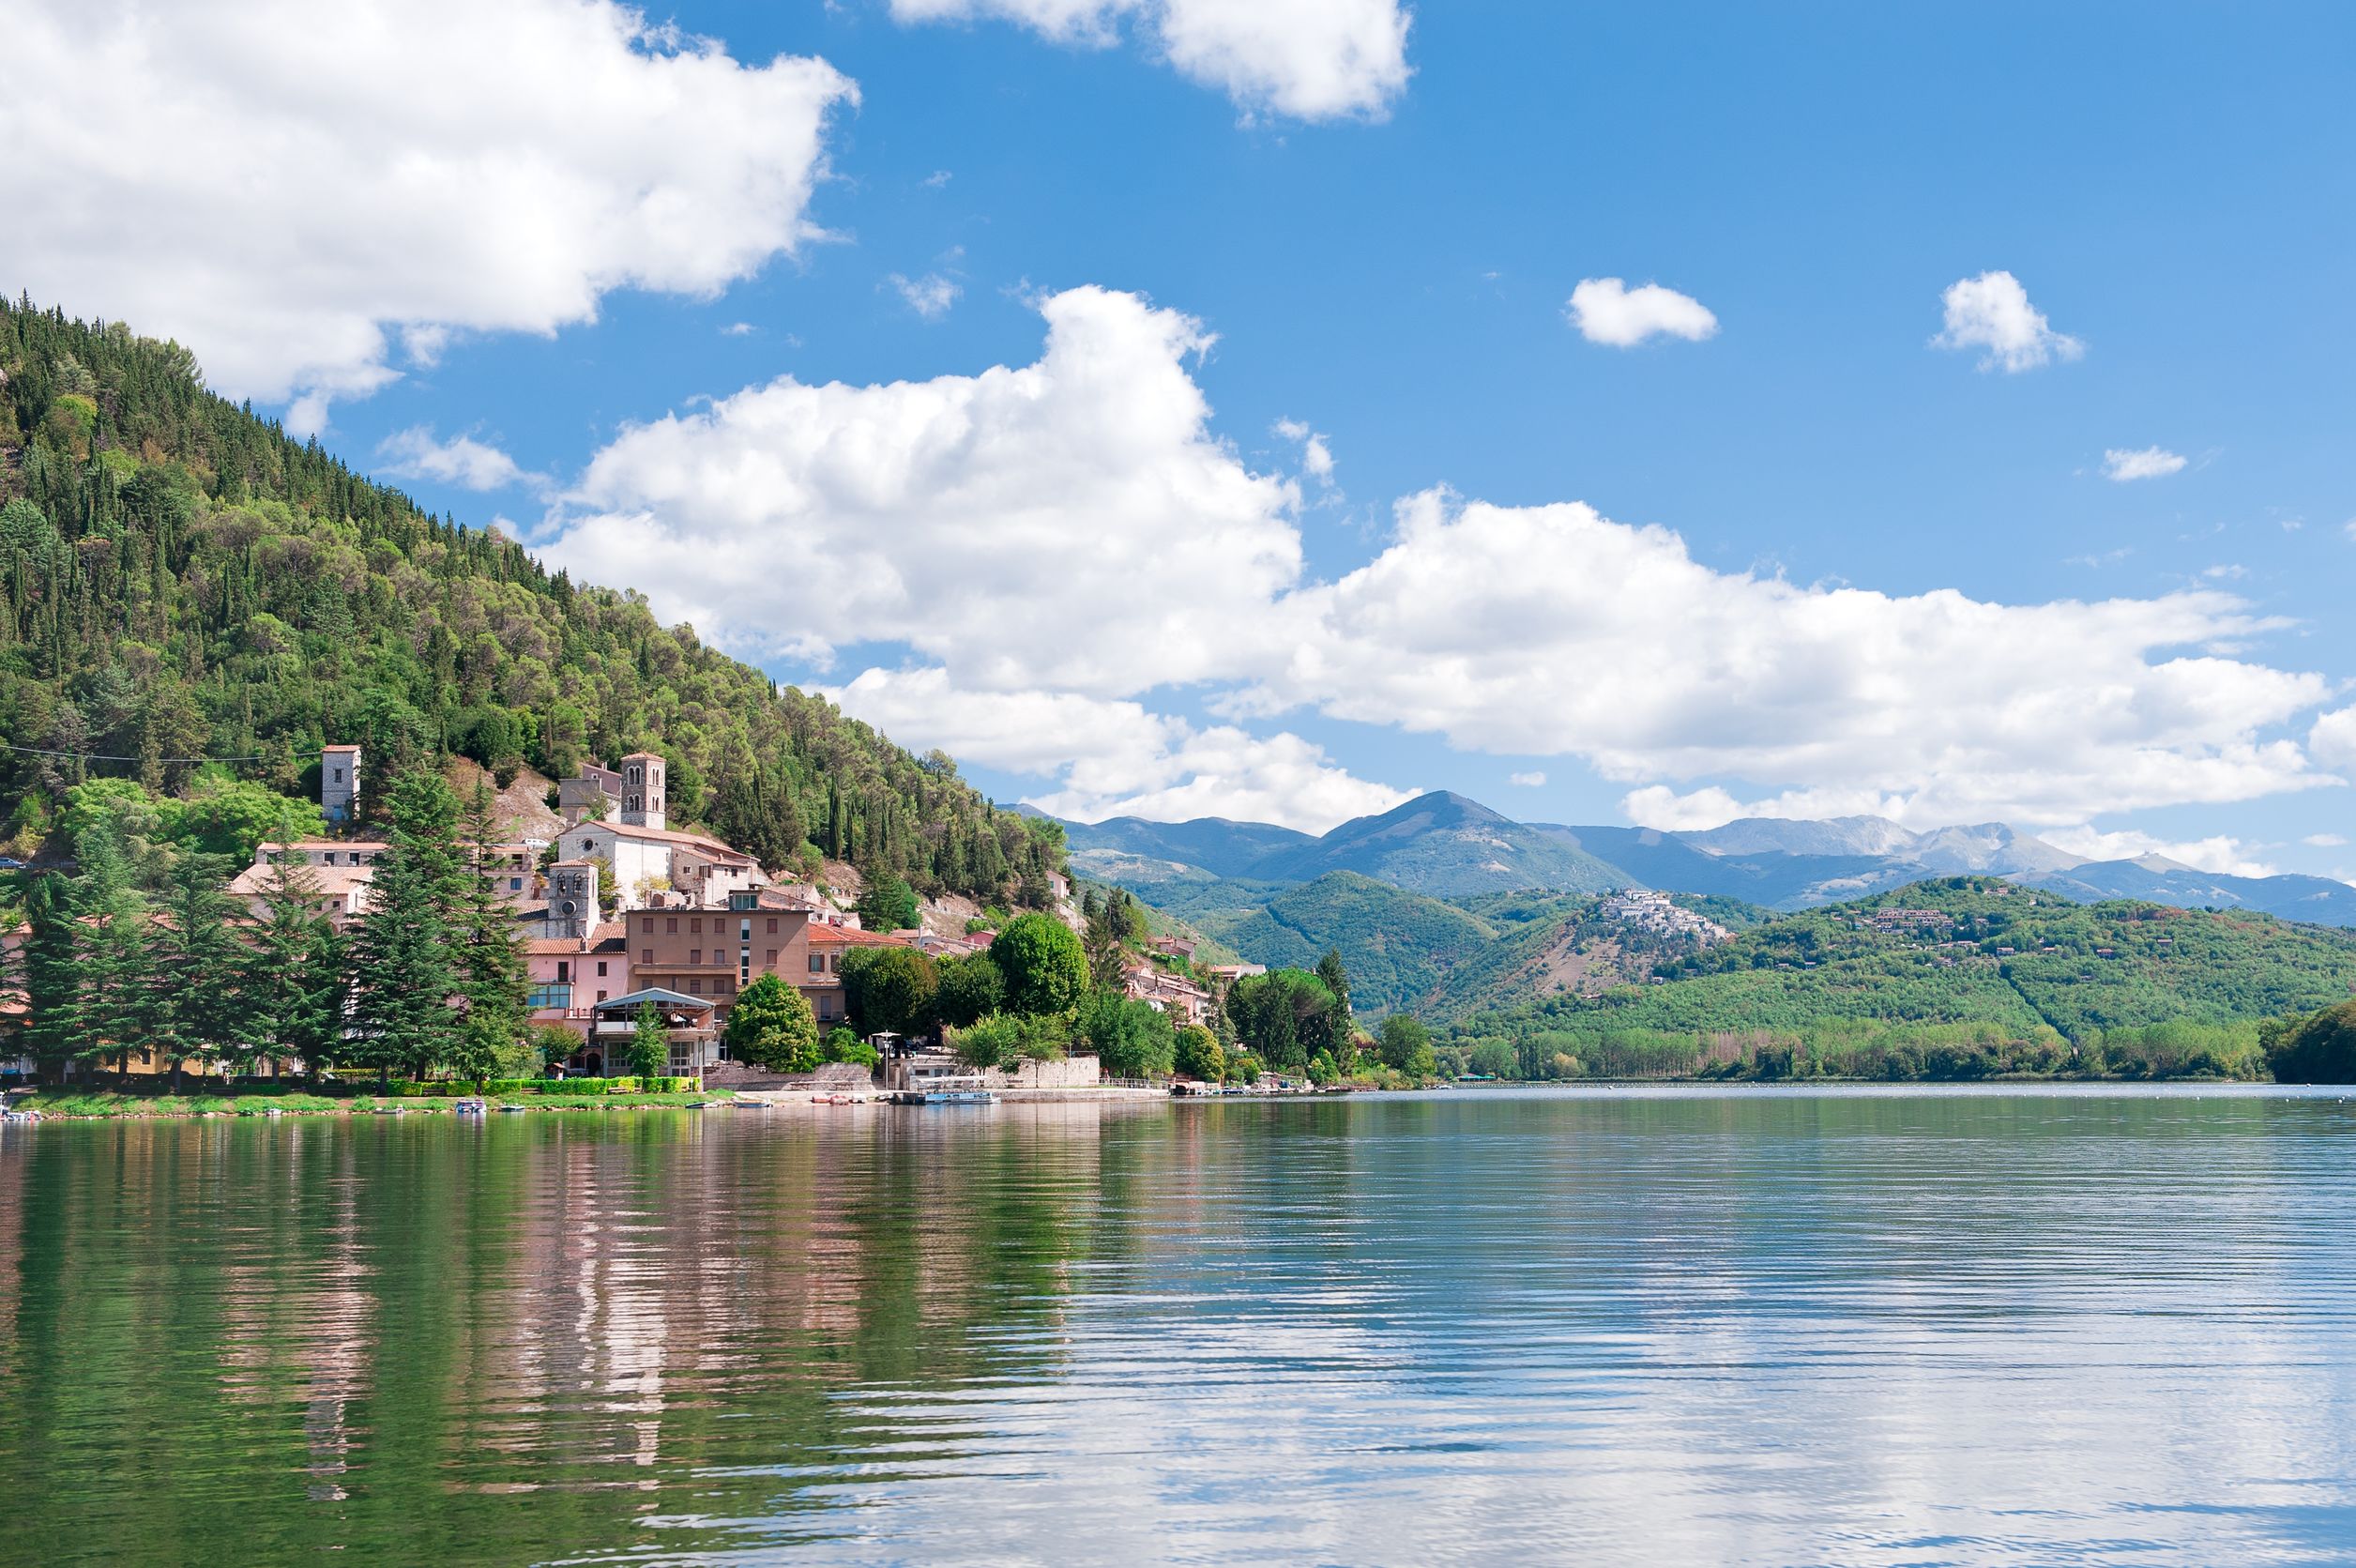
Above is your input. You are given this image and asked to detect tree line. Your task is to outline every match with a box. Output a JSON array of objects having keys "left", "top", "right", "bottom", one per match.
[{"left": 8, "top": 767, "right": 533, "bottom": 1086}]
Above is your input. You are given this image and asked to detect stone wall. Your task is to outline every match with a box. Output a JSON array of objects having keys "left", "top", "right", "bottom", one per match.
[{"left": 998, "top": 1055, "right": 1102, "bottom": 1089}]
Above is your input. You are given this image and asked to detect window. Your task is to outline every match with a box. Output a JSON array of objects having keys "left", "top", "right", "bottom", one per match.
[
  {"left": 556, "top": 961, "right": 570, "bottom": 983},
  {"left": 596, "top": 961, "right": 608, "bottom": 977},
  {"left": 596, "top": 990, "right": 607, "bottom": 1003},
  {"left": 808, "top": 954, "right": 825, "bottom": 973},
  {"left": 691, "top": 918, "right": 703, "bottom": 935},
  {"left": 641, "top": 949, "right": 652, "bottom": 966},
  {"left": 690, "top": 949, "right": 701, "bottom": 966},
  {"left": 766, "top": 918, "right": 779, "bottom": 936},
  {"left": 665, "top": 918, "right": 678, "bottom": 935},
  {"left": 765, "top": 949, "right": 778, "bottom": 967},
  {"left": 332, "top": 768, "right": 342, "bottom": 783},
  {"left": 688, "top": 977, "right": 701, "bottom": 994},
  {"left": 829, "top": 954, "right": 841, "bottom": 972},
  {"left": 739, "top": 920, "right": 751, "bottom": 939},
  {"left": 509, "top": 877, "right": 523, "bottom": 891},
  {"left": 641, "top": 917, "right": 654, "bottom": 934},
  {"left": 526, "top": 982, "right": 571, "bottom": 1011}
]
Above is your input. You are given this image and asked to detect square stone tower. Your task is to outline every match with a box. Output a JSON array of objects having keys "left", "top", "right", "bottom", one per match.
[
  {"left": 619, "top": 750, "right": 666, "bottom": 830},
  {"left": 323, "top": 743, "right": 361, "bottom": 827},
  {"left": 546, "top": 860, "right": 600, "bottom": 940}
]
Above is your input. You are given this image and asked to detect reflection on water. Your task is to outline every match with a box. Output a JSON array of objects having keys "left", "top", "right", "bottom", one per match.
[{"left": 4, "top": 1087, "right": 2356, "bottom": 1565}]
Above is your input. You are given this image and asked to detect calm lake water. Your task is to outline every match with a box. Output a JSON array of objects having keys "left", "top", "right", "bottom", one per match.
[{"left": 5, "top": 1086, "right": 2356, "bottom": 1565}]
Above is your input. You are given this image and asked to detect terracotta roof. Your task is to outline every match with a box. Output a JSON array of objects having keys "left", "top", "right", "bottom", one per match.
[
  {"left": 324, "top": 744, "right": 360, "bottom": 754},
  {"left": 807, "top": 925, "right": 913, "bottom": 949},
  {"left": 563, "top": 820, "right": 753, "bottom": 862},
  {"left": 229, "top": 861, "right": 374, "bottom": 899}
]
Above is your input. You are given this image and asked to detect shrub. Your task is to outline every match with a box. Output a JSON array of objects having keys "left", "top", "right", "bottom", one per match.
[
  {"left": 934, "top": 952, "right": 1004, "bottom": 1028},
  {"left": 1377, "top": 1014, "right": 1436, "bottom": 1078},
  {"left": 822, "top": 1028, "right": 879, "bottom": 1069},
  {"left": 1077, "top": 991, "right": 1175, "bottom": 1079},
  {"left": 2265, "top": 1002, "right": 2356, "bottom": 1083},
  {"left": 991, "top": 914, "right": 1088, "bottom": 1016},
  {"left": 838, "top": 945, "right": 938, "bottom": 1037},
  {"left": 725, "top": 974, "right": 821, "bottom": 1073},
  {"left": 1173, "top": 1024, "right": 1224, "bottom": 1082},
  {"left": 950, "top": 1012, "right": 1067, "bottom": 1070}
]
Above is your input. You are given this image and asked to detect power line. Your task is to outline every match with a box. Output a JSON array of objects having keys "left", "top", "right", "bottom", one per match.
[{"left": 3, "top": 743, "right": 266, "bottom": 764}]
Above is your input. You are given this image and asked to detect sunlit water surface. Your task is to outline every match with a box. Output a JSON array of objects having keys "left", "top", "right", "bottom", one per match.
[{"left": 5, "top": 1085, "right": 2356, "bottom": 1565}]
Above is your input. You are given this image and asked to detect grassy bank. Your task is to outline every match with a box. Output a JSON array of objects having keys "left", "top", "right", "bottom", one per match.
[{"left": 9, "top": 1088, "right": 723, "bottom": 1119}]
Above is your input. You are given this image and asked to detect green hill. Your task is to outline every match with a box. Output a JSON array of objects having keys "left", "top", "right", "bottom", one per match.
[
  {"left": 0, "top": 298, "right": 1059, "bottom": 900},
  {"left": 1447, "top": 877, "right": 2356, "bottom": 1080},
  {"left": 1209, "top": 872, "right": 1499, "bottom": 1016}
]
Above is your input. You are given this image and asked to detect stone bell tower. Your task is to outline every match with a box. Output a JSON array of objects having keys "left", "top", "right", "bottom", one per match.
[
  {"left": 322, "top": 743, "right": 361, "bottom": 827},
  {"left": 619, "top": 750, "right": 666, "bottom": 830},
  {"left": 546, "top": 860, "right": 599, "bottom": 940}
]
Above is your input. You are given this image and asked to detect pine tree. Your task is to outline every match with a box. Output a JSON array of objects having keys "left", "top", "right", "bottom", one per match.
[
  {"left": 1315, "top": 949, "right": 1352, "bottom": 1020},
  {"left": 449, "top": 779, "right": 526, "bottom": 1066},
  {"left": 346, "top": 827, "right": 460, "bottom": 1084},
  {"left": 240, "top": 859, "right": 347, "bottom": 1080},
  {"left": 144, "top": 855, "right": 243, "bottom": 1088},
  {"left": 63, "top": 823, "right": 152, "bottom": 1073},
  {"left": 21, "top": 872, "right": 82, "bottom": 1077}
]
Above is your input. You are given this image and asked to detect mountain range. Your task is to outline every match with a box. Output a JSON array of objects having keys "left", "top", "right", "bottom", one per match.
[{"left": 1056, "top": 791, "right": 2356, "bottom": 928}]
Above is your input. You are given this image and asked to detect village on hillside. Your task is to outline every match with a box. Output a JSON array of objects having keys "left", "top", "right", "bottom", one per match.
[{"left": 4, "top": 741, "right": 1282, "bottom": 1097}]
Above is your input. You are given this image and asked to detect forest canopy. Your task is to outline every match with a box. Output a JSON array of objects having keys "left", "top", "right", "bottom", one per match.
[{"left": 0, "top": 297, "right": 1062, "bottom": 903}]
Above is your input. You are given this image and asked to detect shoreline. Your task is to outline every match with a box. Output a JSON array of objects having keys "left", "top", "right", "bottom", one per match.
[{"left": 1, "top": 1072, "right": 2295, "bottom": 1120}]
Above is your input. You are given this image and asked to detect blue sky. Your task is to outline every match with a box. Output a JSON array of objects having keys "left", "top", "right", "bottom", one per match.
[{"left": 7, "top": 1, "right": 2352, "bottom": 877}]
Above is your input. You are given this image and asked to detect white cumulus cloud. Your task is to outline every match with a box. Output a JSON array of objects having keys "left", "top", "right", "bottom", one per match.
[
  {"left": 376, "top": 428, "right": 545, "bottom": 493},
  {"left": 1933, "top": 270, "right": 2083, "bottom": 373},
  {"left": 2311, "top": 708, "right": 2356, "bottom": 770},
  {"left": 2039, "top": 825, "right": 2279, "bottom": 879},
  {"left": 542, "top": 285, "right": 1304, "bottom": 695},
  {"left": 545, "top": 284, "right": 2340, "bottom": 831},
  {"left": 2104, "top": 447, "right": 2188, "bottom": 481},
  {"left": 0, "top": 0, "right": 854, "bottom": 425},
  {"left": 889, "top": 0, "right": 1411, "bottom": 120},
  {"left": 1253, "top": 489, "right": 2332, "bottom": 827},
  {"left": 1565, "top": 279, "right": 1719, "bottom": 348},
  {"left": 828, "top": 667, "right": 1406, "bottom": 831},
  {"left": 1507, "top": 771, "right": 1547, "bottom": 788}
]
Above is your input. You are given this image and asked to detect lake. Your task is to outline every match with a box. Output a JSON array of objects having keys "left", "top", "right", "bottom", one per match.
[{"left": 4, "top": 1086, "right": 2356, "bottom": 1565}]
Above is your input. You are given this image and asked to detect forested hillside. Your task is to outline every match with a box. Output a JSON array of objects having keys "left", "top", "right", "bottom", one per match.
[
  {"left": 1448, "top": 878, "right": 2356, "bottom": 1081},
  {"left": 0, "top": 299, "right": 1059, "bottom": 899}
]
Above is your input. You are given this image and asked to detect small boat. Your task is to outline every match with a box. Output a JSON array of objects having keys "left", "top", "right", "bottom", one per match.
[
  {"left": 731, "top": 1095, "right": 768, "bottom": 1108},
  {"left": 496, "top": 1104, "right": 529, "bottom": 1114},
  {"left": 372, "top": 1105, "right": 404, "bottom": 1116},
  {"left": 263, "top": 1106, "right": 284, "bottom": 1119},
  {"left": 453, "top": 1098, "right": 488, "bottom": 1115}
]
